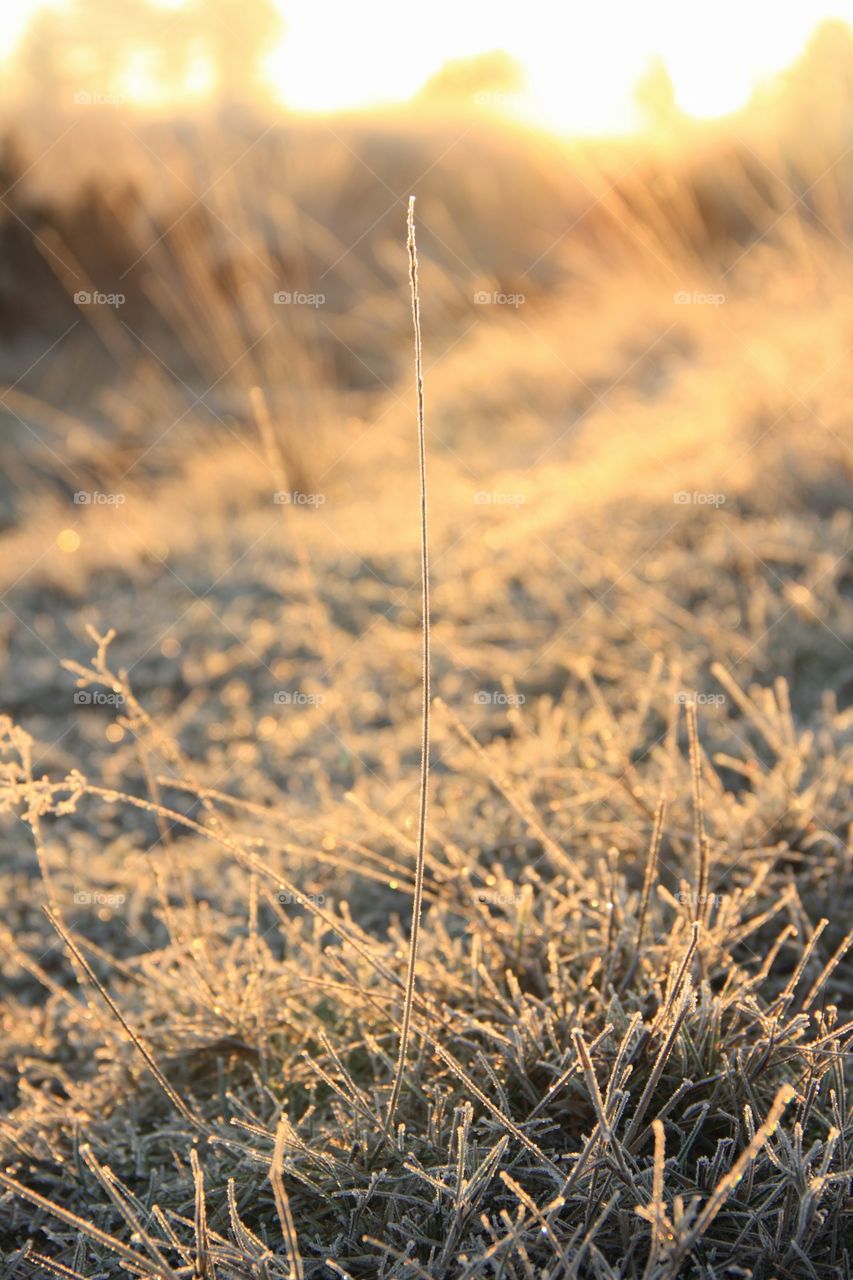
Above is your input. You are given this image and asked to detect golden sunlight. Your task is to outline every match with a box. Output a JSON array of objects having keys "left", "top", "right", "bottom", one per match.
[
  {"left": 263, "top": 0, "right": 853, "bottom": 133},
  {"left": 3, "top": 0, "right": 853, "bottom": 133}
]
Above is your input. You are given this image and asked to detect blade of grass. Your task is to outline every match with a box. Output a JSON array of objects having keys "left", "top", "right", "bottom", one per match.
[{"left": 385, "top": 195, "right": 431, "bottom": 1133}]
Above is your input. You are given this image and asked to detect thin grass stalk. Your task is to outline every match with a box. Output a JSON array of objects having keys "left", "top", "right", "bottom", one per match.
[
  {"left": 44, "top": 907, "right": 203, "bottom": 1131},
  {"left": 685, "top": 701, "right": 710, "bottom": 924},
  {"left": 271, "top": 1115, "right": 305, "bottom": 1279},
  {"left": 638, "top": 795, "right": 666, "bottom": 950},
  {"left": 386, "top": 195, "right": 431, "bottom": 1133}
]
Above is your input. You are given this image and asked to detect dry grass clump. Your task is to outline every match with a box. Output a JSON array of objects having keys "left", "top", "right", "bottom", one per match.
[
  {"left": 1, "top": 271, "right": 853, "bottom": 1274},
  {"left": 0, "top": 646, "right": 850, "bottom": 1277}
]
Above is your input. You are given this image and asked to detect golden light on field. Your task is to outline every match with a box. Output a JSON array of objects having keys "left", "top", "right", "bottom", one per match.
[{"left": 2, "top": 0, "right": 853, "bottom": 133}]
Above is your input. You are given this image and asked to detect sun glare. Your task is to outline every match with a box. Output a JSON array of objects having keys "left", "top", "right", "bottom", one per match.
[
  {"left": 3, "top": 0, "right": 853, "bottom": 133},
  {"left": 262, "top": 0, "right": 853, "bottom": 134}
]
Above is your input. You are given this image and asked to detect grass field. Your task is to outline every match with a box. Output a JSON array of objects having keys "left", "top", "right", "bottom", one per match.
[{"left": 0, "top": 23, "right": 852, "bottom": 1278}]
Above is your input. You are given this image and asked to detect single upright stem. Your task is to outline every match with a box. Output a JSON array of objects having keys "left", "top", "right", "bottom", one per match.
[
  {"left": 385, "top": 196, "right": 430, "bottom": 1133},
  {"left": 685, "top": 700, "right": 709, "bottom": 924}
]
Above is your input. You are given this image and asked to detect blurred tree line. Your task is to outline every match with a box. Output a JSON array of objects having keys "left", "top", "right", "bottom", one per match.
[{"left": 16, "top": 0, "right": 282, "bottom": 106}]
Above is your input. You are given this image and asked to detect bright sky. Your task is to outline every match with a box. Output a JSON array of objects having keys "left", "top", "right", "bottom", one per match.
[
  {"left": 3, "top": 0, "right": 853, "bottom": 134},
  {"left": 265, "top": 0, "right": 853, "bottom": 132}
]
